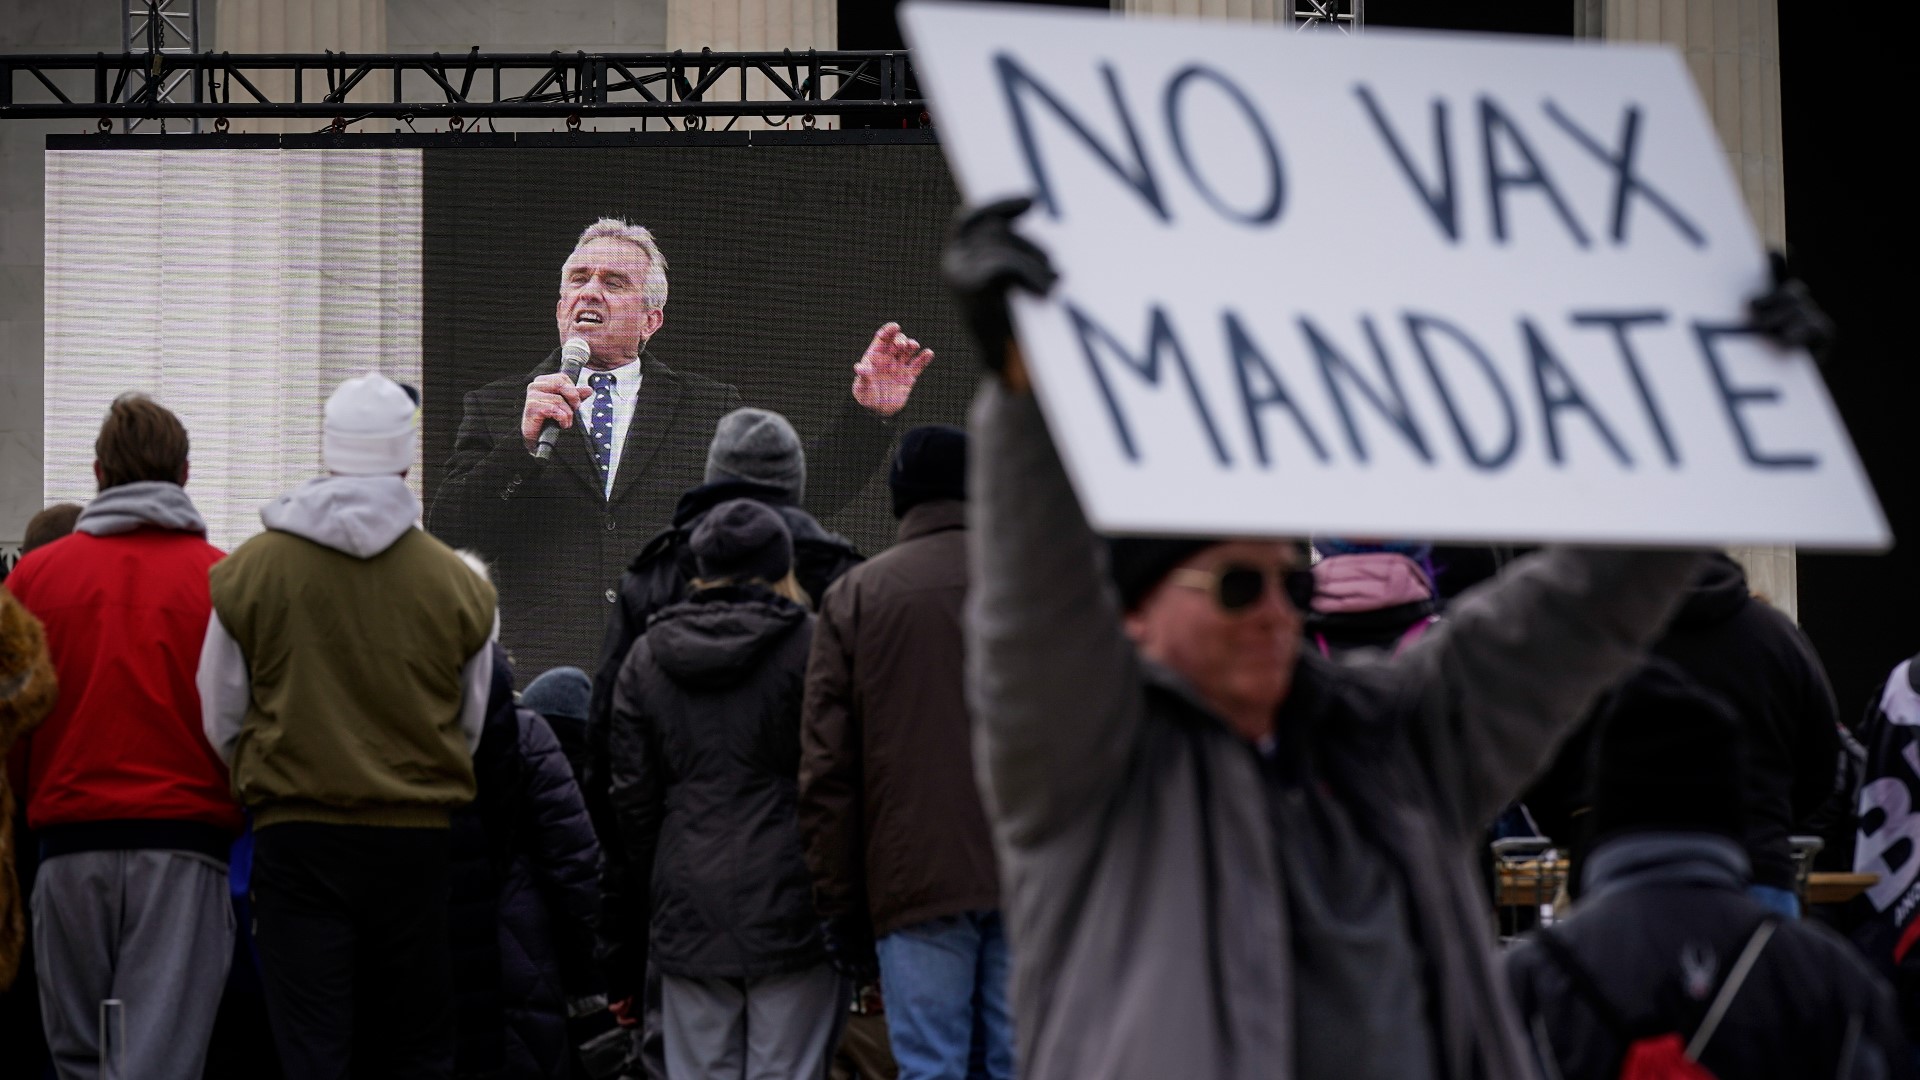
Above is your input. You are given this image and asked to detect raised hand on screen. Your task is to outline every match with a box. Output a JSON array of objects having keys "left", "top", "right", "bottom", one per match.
[{"left": 852, "top": 321, "right": 935, "bottom": 417}]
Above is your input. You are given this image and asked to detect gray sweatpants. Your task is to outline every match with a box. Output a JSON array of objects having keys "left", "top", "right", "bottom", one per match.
[
  {"left": 661, "top": 964, "right": 848, "bottom": 1080},
  {"left": 32, "top": 850, "right": 234, "bottom": 1080}
]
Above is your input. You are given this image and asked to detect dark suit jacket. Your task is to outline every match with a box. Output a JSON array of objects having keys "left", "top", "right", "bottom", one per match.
[{"left": 428, "top": 346, "right": 891, "bottom": 676}]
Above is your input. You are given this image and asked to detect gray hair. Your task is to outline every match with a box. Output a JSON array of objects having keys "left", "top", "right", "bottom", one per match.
[{"left": 571, "top": 218, "right": 669, "bottom": 312}]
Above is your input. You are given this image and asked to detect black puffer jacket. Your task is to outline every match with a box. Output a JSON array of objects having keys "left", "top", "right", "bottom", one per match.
[
  {"left": 604, "top": 585, "right": 823, "bottom": 996},
  {"left": 453, "top": 645, "right": 604, "bottom": 1079},
  {"left": 585, "top": 481, "right": 862, "bottom": 830},
  {"left": 1527, "top": 555, "right": 1840, "bottom": 889},
  {"left": 1506, "top": 834, "right": 1907, "bottom": 1079}
]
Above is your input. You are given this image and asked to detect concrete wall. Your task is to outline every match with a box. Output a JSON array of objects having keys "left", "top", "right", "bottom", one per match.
[
  {"left": 388, "top": 0, "right": 666, "bottom": 133},
  {"left": 391, "top": 0, "right": 666, "bottom": 54},
  {"left": 0, "top": 2, "right": 126, "bottom": 557}
]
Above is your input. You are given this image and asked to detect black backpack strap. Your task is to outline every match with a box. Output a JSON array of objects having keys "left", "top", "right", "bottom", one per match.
[
  {"left": 1683, "top": 916, "right": 1777, "bottom": 1060},
  {"left": 1531, "top": 927, "right": 1635, "bottom": 1041}
]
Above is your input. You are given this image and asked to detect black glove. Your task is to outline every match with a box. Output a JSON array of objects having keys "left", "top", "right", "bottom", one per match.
[
  {"left": 942, "top": 196, "right": 1060, "bottom": 370},
  {"left": 819, "top": 914, "right": 880, "bottom": 982},
  {"left": 1748, "top": 250, "right": 1835, "bottom": 364}
]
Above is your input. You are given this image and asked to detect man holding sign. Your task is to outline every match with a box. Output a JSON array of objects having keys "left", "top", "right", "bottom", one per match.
[
  {"left": 908, "top": 7, "right": 1885, "bottom": 1075},
  {"left": 950, "top": 197, "right": 1843, "bottom": 1080}
]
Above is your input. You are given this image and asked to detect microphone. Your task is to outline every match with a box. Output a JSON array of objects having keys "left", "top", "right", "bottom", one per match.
[{"left": 533, "top": 337, "right": 593, "bottom": 461}]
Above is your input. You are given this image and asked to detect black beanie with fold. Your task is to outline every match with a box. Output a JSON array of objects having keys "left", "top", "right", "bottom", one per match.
[
  {"left": 1591, "top": 658, "right": 1747, "bottom": 844},
  {"left": 1106, "top": 539, "right": 1216, "bottom": 613}
]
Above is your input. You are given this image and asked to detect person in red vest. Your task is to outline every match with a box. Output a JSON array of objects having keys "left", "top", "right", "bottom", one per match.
[{"left": 5, "top": 393, "right": 242, "bottom": 1080}]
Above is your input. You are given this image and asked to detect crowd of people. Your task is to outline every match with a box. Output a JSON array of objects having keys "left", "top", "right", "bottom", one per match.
[{"left": 0, "top": 200, "right": 1914, "bottom": 1080}]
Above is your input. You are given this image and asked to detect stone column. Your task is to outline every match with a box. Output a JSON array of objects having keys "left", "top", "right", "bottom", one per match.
[
  {"left": 216, "top": 0, "right": 387, "bottom": 134},
  {"left": 667, "top": 0, "right": 836, "bottom": 130},
  {"left": 1579, "top": 0, "right": 1794, "bottom": 618}
]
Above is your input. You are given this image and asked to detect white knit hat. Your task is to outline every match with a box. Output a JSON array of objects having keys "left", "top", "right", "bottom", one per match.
[{"left": 324, "top": 373, "right": 417, "bottom": 476}]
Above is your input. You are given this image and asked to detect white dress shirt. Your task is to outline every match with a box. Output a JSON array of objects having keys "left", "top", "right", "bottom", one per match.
[{"left": 576, "top": 357, "right": 643, "bottom": 499}]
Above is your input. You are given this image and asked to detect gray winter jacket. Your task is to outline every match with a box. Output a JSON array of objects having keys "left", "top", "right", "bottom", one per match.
[{"left": 965, "top": 385, "right": 1701, "bottom": 1080}]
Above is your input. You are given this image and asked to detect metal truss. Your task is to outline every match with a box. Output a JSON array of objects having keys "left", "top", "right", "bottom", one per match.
[
  {"left": 122, "top": 0, "right": 201, "bottom": 132},
  {"left": 1294, "top": 0, "right": 1363, "bottom": 33},
  {"left": 0, "top": 50, "right": 922, "bottom": 128}
]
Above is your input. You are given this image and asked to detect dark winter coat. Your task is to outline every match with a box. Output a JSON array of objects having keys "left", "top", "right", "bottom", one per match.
[
  {"left": 1505, "top": 833, "right": 1906, "bottom": 1079},
  {"left": 798, "top": 499, "right": 998, "bottom": 936},
  {"left": 604, "top": 585, "right": 823, "bottom": 996},
  {"left": 1528, "top": 555, "right": 1840, "bottom": 889},
  {"left": 453, "top": 644, "right": 604, "bottom": 1079},
  {"left": 1652, "top": 555, "right": 1839, "bottom": 889},
  {"left": 585, "top": 479, "right": 862, "bottom": 987}
]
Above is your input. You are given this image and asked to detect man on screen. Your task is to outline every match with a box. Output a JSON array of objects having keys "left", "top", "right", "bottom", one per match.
[{"left": 430, "top": 218, "right": 934, "bottom": 674}]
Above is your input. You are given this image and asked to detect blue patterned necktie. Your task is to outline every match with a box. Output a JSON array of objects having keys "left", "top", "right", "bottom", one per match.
[{"left": 587, "top": 372, "right": 616, "bottom": 483}]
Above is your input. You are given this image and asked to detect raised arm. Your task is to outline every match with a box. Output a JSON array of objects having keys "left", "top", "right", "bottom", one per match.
[
  {"left": 967, "top": 380, "right": 1148, "bottom": 850},
  {"left": 1394, "top": 546, "right": 1701, "bottom": 835}
]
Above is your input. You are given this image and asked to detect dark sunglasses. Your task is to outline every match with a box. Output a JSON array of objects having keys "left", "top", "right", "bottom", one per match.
[{"left": 1167, "top": 563, "right": 1316, "bottom": 614}]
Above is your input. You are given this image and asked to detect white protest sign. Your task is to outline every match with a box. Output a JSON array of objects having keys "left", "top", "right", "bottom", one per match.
[{"left": 901, "top": 2, "right": 1889, "bottom": 549}]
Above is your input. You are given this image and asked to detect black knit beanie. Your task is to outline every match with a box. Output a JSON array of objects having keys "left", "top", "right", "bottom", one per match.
[
  {"left": 1591, "top": 658, "right": 1747, "bottom": 843},
  {"left": 1107, "top": 538, "right": 1217, "bottom": 612},
  {"left": 691, "top": 498, "right": 794, "bottom": 585},
  {"left": 889, "top": 424, "right": 969, "bottom": 518}
]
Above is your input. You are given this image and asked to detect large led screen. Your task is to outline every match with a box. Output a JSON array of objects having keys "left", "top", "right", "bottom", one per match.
[{"left": 46, "top": 142, "right": 973, "bottom": 679}]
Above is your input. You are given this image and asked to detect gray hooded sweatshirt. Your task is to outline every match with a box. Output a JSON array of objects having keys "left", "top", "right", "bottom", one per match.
[{"left": 75, "top": 480, "right": 207, "bottom": 537}]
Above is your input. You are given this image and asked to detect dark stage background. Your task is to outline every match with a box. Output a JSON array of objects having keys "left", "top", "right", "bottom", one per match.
[{"left": 421, "top": 143, "right": 974, "bottom": 561}]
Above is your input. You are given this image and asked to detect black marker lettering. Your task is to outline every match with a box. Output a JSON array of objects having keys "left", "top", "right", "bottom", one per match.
[
  {"left": 1542, "top": 100, "right": 1706, "bottom": 248},
  {"left": 1225, "top": 311, "right": 1327, "bottom": 466},
  {"left": 1165, "top": 66, "right": 1285, "bottom": 226},
  {"left": 1479, "top": 96, "right": 1590, "bottom": 247},
  {"left": 1066, "top": 301, "right": 1231, "bottom": 465},
  {"left": 1299, "top": 314, "right": 1432, "bottom": 464},
  {"left": 995, "top": 53, "right": 1168, "bottom": 222},
  {"left": 1404, "top": 312, "right": 1520, "bottom": 470},
  {"left": 1571, "top": 310, "right": 1680, "bottom": 466},
  {"left": 1692, "top": 321, "right": 1818, "bottom": 470},
  {"left": 1522, "top": 318, "right": 1632, "bottom": 467},
  {"left": 1354, "top": 85, "right": 1459, "bottom": 243}
]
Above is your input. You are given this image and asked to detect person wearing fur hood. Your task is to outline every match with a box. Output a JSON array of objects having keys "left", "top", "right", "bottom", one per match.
[{"left": 0, "top": 588, "right": 56, "bottom": 993}]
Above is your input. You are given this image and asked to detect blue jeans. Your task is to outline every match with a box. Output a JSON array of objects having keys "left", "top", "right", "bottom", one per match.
[{"left": 875, "top": 911, "right": 1013, "bottom": 1080}]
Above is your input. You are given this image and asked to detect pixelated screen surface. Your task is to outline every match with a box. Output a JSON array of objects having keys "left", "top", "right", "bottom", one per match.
[{"left": 46, "top": 142, "right": 973, "bottom": 677}]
